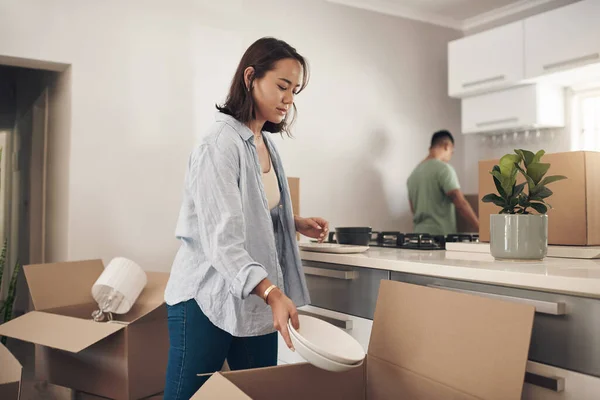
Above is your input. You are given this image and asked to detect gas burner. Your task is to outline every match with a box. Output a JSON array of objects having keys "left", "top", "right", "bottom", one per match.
[
  {"left": 446, "top": 233, "right": 479, "bottom": 243},
  {"left": 375, "top": 231, "right": 405, "bottom": 247},
  {"left": 401, "top": 233, "right": 446, "bottom": 250},
  {"left": 368, "top": 232, "right": 479, "bottom": 250}
]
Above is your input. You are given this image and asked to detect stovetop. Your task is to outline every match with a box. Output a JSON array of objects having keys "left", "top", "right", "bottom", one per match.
[{"left": 370, "top": 231, "right": 479, "bottom": 251}]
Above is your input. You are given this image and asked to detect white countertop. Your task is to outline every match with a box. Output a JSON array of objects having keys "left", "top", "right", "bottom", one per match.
[{"left": 300, "top": 247, "right": 600, "bottom": 298}]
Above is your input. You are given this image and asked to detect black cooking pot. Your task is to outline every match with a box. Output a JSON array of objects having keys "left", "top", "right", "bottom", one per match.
[{"left": 329, "top": 227, "right": 373, "bottom": 246}]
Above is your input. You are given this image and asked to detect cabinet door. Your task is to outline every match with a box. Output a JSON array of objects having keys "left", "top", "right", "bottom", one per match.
[
  {"left": 303, "top": 261, "right": 388, "bottom": 319},
  {"left": 462, "top": 85, "right": 535, "bottom": 134},
  {"left": 525, "top": 0, "right": 600, "bottom": 78},
  {"left": 522, "top": 361, "right": 600, "bottom": 400},
  {"left": 462, "top": 84, "right": 564, "bottom": 134},
  {"left": 449, "top": 21, "right": 524, "bottom": 98}
]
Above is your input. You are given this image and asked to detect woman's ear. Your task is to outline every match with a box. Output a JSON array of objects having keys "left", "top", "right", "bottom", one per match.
[{"left": 243, "top": 66, "right": 255, "bottom": 91}]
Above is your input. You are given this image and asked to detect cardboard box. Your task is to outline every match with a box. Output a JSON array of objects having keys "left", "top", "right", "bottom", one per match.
[
  {"left": 0, "top": 260, "right": 169, "bottom": 400},
  {"left": 479, "top": 151, "right": 600, "bottom": 245},
  {"left": 193, "top": 280, "right": 535, "bottom": 400},
  {"left": 288, "top": 177, "right": 300, "bottom": 241},
  {"left": 457, "top": 194, "right": 479, "bottom": 233},
  {"left": 288, "top": 177, "right": 300, "bottom": 217},
  {"left": 0, "top": 342, "right": 22, "bottom": 400}
]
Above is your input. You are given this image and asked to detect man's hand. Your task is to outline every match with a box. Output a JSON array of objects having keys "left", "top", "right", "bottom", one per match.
[{"left": 447, "top": 189, "right": 479, "bottom": 231}]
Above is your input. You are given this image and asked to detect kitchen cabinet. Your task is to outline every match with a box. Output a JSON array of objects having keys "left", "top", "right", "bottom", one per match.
[
  {"left": 525, "top": 0, "right": 600, "bottom": 79},
  {"left": 448, "top": 21, "right": 524, "bottom": 98},
  {"left": 461, "top": 84, "right": 564, "bottom": 134},
  {"left": 522, "top": 361, "right": 600, "bottom": 400},
  {"left": 302, "top": 261, "right": 389, "bottom": 320},
  {"left": 277, "top": 305, "right": 373, "bottom": 366}
]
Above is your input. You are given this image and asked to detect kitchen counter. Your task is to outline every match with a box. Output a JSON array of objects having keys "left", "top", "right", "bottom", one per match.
[{"left": 300, "top": 247, "right": 600, "bottom": 298}]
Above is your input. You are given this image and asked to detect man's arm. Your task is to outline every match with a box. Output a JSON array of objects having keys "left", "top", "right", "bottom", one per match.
[
  {"left": 447, "top": 189, "right": 479, "bottom": 231},
  {"left": 409, "top": 200, "right": 414, "bottom": 214}
]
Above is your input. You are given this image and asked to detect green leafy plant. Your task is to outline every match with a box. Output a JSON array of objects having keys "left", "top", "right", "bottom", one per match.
[
  {"left": 0, "top": 238, "right": 22, "bottom": 345},
  {"left": 482, "top": 149, "right": 567, "bottom": 214}
]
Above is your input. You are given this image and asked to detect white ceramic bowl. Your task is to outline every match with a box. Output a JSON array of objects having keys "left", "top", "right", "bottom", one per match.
[
  {"left": 288, "top": 323, "right": 364, "bottom": 372},
  {"left": 288, "top": 315, "right": 365, "bottom": 365}
]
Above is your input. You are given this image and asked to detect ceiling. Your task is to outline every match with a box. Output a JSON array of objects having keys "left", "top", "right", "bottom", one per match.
[
  {"left": 325, "top": 0, "right": 570, "bottom": 30},
  {"left": 394, "top": 0, "right": 525, "bottom": 20}
]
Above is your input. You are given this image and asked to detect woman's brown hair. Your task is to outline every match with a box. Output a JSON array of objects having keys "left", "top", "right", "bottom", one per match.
[{"left": 216, "top": 37, "right": 309, "bottom": 136}]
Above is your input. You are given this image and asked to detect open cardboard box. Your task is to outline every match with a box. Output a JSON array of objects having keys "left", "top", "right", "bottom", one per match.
[
  {"left": 194, "top": 280, "right": 535, "bottom": 400},
  {"left": 0, "top": 342, "right": 22, "bottom": 400},
  {"left": 0, "top": 259, "right": 169, "bottom": 400}
]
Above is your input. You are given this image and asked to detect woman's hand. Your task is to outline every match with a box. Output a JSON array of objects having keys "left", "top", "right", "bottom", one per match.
[
  {"left": 267, "top": 289, "right": 299, "bottom": 350},
  {"left": 295, "top": 216, "right": 329, "bottom": 243}
]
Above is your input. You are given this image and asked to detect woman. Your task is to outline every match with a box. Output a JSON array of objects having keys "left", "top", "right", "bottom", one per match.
[{"left": 163, "top": 37, "right": 329, "bottom": 399}]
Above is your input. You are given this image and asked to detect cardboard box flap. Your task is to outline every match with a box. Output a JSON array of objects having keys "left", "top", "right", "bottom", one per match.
[
  {"left": 120, "top": 271, "right": 169, "bottom": 323},
  {"left": 368, "top": 281, "right": 534, "bottom": 400},
  {"left": 366, "top": 355, "right": 479, "bottom": 400},
  {"left": 200, "top": 363, "right": 365, "bottom": 400},
  {"left": 0, "top": 342, "right": 22, "bottom": 385},
  {"left": 25, "top": 259, "right": 104, "bottom": 311},
  {"left": 191, "top": 372, "right": 251, "bottom": 399},
  {"left": 0, "top": 311, "right": 124, "bottom": 353}
]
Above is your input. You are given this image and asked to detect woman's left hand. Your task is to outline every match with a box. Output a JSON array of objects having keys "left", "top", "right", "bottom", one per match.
[{"left": 295, "top": 217, "right": 329, "bottom": 243}]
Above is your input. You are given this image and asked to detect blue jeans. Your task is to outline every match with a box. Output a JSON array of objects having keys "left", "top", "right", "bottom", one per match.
[{"left": 163, "top": 299, "right": 277, "bottom": 400}]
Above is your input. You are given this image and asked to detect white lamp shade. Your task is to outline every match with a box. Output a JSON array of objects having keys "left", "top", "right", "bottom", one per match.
[{"left": 92, "top": 257, "right": 147, "bottom": 314}]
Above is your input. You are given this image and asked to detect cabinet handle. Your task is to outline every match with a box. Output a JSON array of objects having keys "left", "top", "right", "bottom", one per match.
[
  {"left": 525, "top": 371, "right": 565, "bottom": 392},
  {"left": 543, "top": 53, "right": 600, "bottom": 71},
  {"left": 304, "top": 266, "right": 358, "bottom": 280},
  {"left": 298, "top": 310, "right": 353, "bottom": 330},
  {"left": 427, "top": 285, "right": 567, "bottom": 315},
  {"left": 462, "top": 75, "right": 505, "bottom": 88},
  {"left": 475, "top": 117, "right": 518, "bottom": 127}
]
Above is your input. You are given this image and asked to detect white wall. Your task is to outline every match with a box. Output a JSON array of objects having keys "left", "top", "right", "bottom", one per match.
[{"left": 0, "top": 0, "right": 460, "bottom": 271}]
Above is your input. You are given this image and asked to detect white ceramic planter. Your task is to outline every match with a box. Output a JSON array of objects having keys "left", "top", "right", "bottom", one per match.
[{"left": 490, "top": 214, "right": 548, "bottom": 260}]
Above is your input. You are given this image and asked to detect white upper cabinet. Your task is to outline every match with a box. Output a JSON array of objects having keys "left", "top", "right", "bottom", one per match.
[
  {"left": 461, "top": 84, "right": 565, "bottom": 134},
  {"left": 448, "top": 21, "right": 524, "bottom": 98},
  {"left": 525, "top": 0, "right": 600, "bottom": 79}
]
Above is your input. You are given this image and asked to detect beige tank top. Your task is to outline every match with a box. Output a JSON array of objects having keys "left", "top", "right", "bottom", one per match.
[{"left": 262, "top": 160, "right": 280, "bottom": 210}]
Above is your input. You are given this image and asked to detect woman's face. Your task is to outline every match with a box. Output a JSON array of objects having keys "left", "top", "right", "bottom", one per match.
[{"left": 248, "top": 58, "right": 303, "bottom": 125}]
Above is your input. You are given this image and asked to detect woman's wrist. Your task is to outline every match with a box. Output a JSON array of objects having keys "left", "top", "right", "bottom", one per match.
[
  {"left": 265, "top": 286, "right": 282, "bottom": 306},
  {"left": 252, "top": 279, "right": 281, "bottom": 304},
  {"left": 253, "top": 279, "right": 272, "bottom": 299}
]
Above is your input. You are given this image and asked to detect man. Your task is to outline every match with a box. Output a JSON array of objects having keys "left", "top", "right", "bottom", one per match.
[{"left": 407, "top": 130, "right": 479, "bottom": 235}]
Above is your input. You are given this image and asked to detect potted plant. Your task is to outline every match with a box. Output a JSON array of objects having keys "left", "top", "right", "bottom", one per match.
[{"left": 482, "top": 149, "right": 566, "bottom": 260}]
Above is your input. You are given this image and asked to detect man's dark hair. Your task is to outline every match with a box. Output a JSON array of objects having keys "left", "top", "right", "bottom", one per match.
[{"left": 430, "top": 130, "right": 455, "bottom": 148}]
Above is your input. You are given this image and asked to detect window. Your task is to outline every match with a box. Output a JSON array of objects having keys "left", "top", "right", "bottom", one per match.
[{"left": 572, "top": 89, "right": 600, "bottom": 152}]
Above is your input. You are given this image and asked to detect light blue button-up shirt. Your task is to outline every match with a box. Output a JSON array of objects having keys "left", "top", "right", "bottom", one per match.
[{"left": 164, "top": 112, "right": 310, "bottom": 337}]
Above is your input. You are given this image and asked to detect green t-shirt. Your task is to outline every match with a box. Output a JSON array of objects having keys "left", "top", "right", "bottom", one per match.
[{"left": 407, "top": 159, "right": 460, "bottom": 235}]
